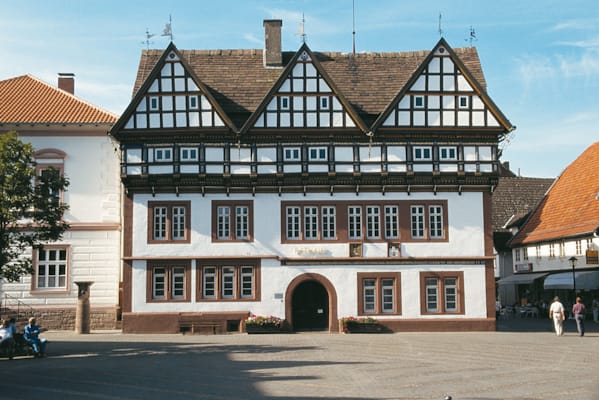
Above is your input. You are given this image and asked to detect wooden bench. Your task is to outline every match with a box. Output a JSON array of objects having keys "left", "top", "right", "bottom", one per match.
[{"left": 179, "top": 318, "right": 220, "bottom": 335}]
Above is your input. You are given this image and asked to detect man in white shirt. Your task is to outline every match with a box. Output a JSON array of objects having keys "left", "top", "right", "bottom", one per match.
[{"left": 549, "top": 296, "right": 566, "bottom": 336}]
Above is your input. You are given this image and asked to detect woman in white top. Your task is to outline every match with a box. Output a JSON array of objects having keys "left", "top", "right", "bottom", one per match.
[{"left": 549, "top": 296, "right": 566, "bottom": 336}]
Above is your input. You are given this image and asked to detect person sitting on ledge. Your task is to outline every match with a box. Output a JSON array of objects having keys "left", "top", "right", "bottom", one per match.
[{"left": 23, "top": 317, "right": 48, "bottom": 357}]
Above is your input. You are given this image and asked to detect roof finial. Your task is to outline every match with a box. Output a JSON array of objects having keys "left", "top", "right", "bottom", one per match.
[
  {"left": 296, "top": 13, "right": 307, "bottom": 44},
  {"left": 438, "top": 13, "right": 443, "bottom": 37},
  {"left": 162, "top": 14, "right": 173, "bottom": 42},
  {"left": 352, "top": 0, "right": 356, "bottom": 56}
]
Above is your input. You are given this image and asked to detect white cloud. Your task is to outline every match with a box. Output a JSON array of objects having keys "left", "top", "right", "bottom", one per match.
[{"left": 243, "top": 33, "right": 262, "bottom": 47}]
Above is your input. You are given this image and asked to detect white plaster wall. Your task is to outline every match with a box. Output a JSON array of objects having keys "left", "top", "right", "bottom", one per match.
[
  {"left": 1, "top": 229, "right": 121, "bottom": 306},
  {"left": 132, "top": 191, "right": 485, "bottom": 258},
  {"left": 514, "top": 236, "right": 599, "bottom": 272},
  {"left": 24, "top": 135, "right": 121, "bottom": 224},
  {"left": 131, "top": 258, "right": 488, "bottom": 319}
]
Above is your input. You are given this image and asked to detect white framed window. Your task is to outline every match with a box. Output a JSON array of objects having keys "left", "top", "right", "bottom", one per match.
[
  {"left": 321, "top": 206, "right": 336, "bottom": 240},
  {"left": 413, "top": 146, "right": 432, "bottom": 161},
  {"left": 149, "top": 202, "right": 190, "bottom": 243},
  {"left": 429, "top": 206, "right": 444, "bottom": 239},
  {"left": 515, "top": 248, "right": 521, "bottom": 262},
  {"left": 381, "top": 278, "right": 395, "bottom": 312},
  {"left": 363, "top": 279, "right": 376, "bottom": 313},
  {"left": 284, "top": 147, "right": 301, "bottom": 161},
  {"left": 280, "top": 96, "right": 290, "bottom": 110},
  {"left": 576, "top": 240, "right": 582, "bottom": 255},
  {"left": 171, "top": 206, "right": 186, "bottom": 240},
  {"left": 235, "top": 206, "right": 249, "bottom": 240},
  {"left": 366, "top": 206, "right": 381, "bottom": 239},
  {"left": 154, "top": 148, "right": 173, "bottom": 162},
  {"left": 414, "top": 96, "right": 425, "bottom": 108},
  {"left": 309, "top": 147, "right": 327, "bottom": 161},
  {"left": 171, "top": 267, "right": 186, "bottom": 299},
  {"left": 221, "top": 267, "right": 235, "bottom": 298},
  {"left": 217, "top": 206, "right": 231, "bottom": 240},
  {"left": 559, "top": 241, "right": 565, "bottom": 257},
  {"left": 549, "top": 243, "right": 555, "bottom": 258},
  {"left": 286, "top": 206, "right": 301, "bottom": 240},
  {"left": 444, "top": 278, "right": 457, "bottom": 312},
  {"left": 523, "top": 247, "right": 529, "bottom": 260},
  {"left": 152, "top": 267, "right": 166, "bottom": 299},
  {"left": 149, "top": 96, "right": 159, "bottom": 110},
  {"left": 213, "top": 201, "right": 253, "bottom": 242},
  {"left": 153, "top": 206, "right": 167, "bottom": 240},
  {"left": 241, "top": 267, "right": 254, "bottom": 298},
  {"left": 180, "top": 147, "right": 198, "bottom": 161},
  {"left": 410, "top": 206, "right": 425, "bottom": 239},
  {"left": 348, "top": 206, "right": 362, "bottom": 240},
  {"left": 149, "top": 262, "right": 190, "bottom": 302},
  {"left": 439, "top": 146, "right": 457, "bottom": 160},
  {"left": 425, "top": 278, "right": 439, "bottom": 312},
  {"left": 459, "top": 96, "right": 469, "bottom": 108},
  {"left": 320, "top": 96, "right": 329, "bottom": 109},
  {"left": 189, "top": 96, "right": 199, "bottom": 110},
  {"left": 384, "top": 206, "right": 399, "bottom": 239},
  {"left": 304, "top": 206, "right": 319, "bottom": 240},
  {"left": 202, "top": 267, "right": 216, "bottom": 298},
  {"left": 36, "top": 247, "right": 68, "bottom": 290}
]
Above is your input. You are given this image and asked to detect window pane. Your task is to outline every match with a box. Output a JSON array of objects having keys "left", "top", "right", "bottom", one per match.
[
  {"left": 426, "top": 278, "right": 438, "bottom": 312},
  {"left": 429, "top": 206, "right": 443, "bottom": 238},
  {"left": 222, "top": 267, "right": 235, "bottom": 298},
  {"left": 444, "top": 278, "right": 457, "bottom": 311},
  {"left": 203, "top": 267, "right": 216, "bottom": 298},
  {"left": 286, "top": 207, "right": 300, "bottom": 240},
  {"left": 304, "top": 206, "right": 318, "bottom": 240},
  {"left": 381, "top": 279, "right": 394, "bottom": 312},
  {"left": 172, "top": 206, "right": 186, "bottom": 240},
  {"left": 235, "top": 206, "right": 249, "bottom": 239},
  {"left": 153, "top": 267, "right": 166, "bottom": 299},
  {"left": 241, "top": 267, "right": 254, "bottom": 298},
  {"left": 411, "top": 206, "right": 425, "bottom": 238},
  {"left": 153, "top": 207, "right": 167, "bottom": 240},
  {"left": 348, "top": 206, "right": 362, "bottom": 240},
  {"left": 217, "top": 206, "right": 230, "bottom": 240},
  {"left": 363, "top": 279, "right": 376, "bottom": 313},
  {"left": 321, "top": 206, "right": 336, "bottom": 240},
  {"left": 384, "top": 206, "right": 399, "bottom": 239},
  {"left": 366, "top": 206, "right": 381, "bottom": 239}
]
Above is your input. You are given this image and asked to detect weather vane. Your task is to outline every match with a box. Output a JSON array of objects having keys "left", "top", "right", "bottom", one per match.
[
  {"left": 142, "top": 28, "right": 155, "bottom": 49},
  {"left": 162, "top": 14, "right": 174, "bottom": 42},
  {"left": 466, "top": 26, "right": 477, "bottom": 47},
  {"left": 438, "top": 13, "right": 443, "bottom": 37},
  {"left": 296, "top": 13, "right": 306, "bottom": 44}
]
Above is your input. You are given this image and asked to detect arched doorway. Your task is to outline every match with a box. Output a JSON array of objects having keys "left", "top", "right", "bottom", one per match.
[{"left": 285, "top": 273, "right": 338, "bottom": 332}]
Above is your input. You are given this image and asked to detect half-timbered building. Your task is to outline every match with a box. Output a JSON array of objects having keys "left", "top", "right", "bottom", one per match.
[{"left": 111, "top": 20, "right": 513, "bottom": 333}]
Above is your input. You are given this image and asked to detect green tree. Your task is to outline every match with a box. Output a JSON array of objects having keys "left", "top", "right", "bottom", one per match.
[{"left": 0, "top": 131, "right": 69, "bottom": 282}]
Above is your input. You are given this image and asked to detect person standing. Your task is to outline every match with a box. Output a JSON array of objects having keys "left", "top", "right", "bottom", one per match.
[
  {"left": 549, "top": 296, "right": 566, "bottom": 336},
  {"left": 572, "top": 297, "right": 586, "bottom": 337}
]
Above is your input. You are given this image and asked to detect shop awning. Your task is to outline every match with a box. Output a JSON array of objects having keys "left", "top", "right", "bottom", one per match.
[
  {"left": 497, "top": 273, "right": 548, "bottom": 285},
  {"left": 543, "top": 271, "right": 599, "bottom": 290}
]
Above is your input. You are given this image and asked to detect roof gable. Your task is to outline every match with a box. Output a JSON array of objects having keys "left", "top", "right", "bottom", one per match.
[
  {"left": 373, "top": 38, "right": 513, "bottom": 132},
  {"left": 510, "top": 142, "right": 599, "bottom": 245},
  {"left": 0, "top": 75, "right": 116, "bottom": 125},
  {"left": 242, "top": 43, "right": 367, "bottom": 133},
  {"left": 112, "top": 43, "right": 236, "bottom": 136}
]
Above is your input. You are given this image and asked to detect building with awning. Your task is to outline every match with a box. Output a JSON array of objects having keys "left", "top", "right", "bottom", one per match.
[
  {"left": 497, "top": 273, "right": 548, "bottom": 286},
  {"left": 544, "top": 270, "right": 599, "bottom": 290}
]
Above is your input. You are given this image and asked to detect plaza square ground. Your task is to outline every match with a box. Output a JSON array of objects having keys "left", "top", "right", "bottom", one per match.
[{"left": 1, "top": 319, "right": 598, "bottom": 400}]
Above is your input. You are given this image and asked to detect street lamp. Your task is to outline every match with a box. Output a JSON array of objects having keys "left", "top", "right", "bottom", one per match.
[{"left": 569, "top": 256, "right": 577, "bottom": 299}]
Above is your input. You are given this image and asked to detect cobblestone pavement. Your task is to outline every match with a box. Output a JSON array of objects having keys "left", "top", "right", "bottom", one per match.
[{"left": 1, "top": 318, "right": 598, "bottom": 400}]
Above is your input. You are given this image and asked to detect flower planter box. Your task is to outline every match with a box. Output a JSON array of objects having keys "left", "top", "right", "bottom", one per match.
[
  {"left": 245, "top": 324, "right": 287, "bottom": 334},
  {"left": 344, "top": 322, "right": 387, "bottom": 334}
]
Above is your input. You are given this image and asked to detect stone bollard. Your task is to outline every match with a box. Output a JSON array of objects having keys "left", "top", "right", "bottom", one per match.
[{"left": 75, "top": 281, "right": 93, "bottom": 334}]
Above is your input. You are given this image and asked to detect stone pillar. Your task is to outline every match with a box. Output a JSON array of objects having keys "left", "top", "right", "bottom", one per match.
[{"left": 75, "top": 281, "right": 93, "bottom": 334}]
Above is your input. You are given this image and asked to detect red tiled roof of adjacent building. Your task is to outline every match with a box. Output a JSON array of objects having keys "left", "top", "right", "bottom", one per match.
[
  {"left": 0, "top": 75, "right": 117, "bottom": 125},
  {"left": 510, "top": 142, "right": 599, "bottom": 245}
]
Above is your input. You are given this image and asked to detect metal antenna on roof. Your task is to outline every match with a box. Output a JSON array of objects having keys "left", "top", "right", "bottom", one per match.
[
  {"left": 296, "top": 13, "right": 307, "bottom": 44},
  {"left": 352, "top": 0, "right": 356, "bottom": 56},
  {"left": 466, "top": 26, "right": 477, "bottom": 47},
  {"left": 438, "top": 13, "right": 443, "bottom": 37},
  {"left": 162, "top": 14, "right": 174, "bottom": 42},
  {"left": 142, "top": 28, "right": 155, "bottom": 49}
]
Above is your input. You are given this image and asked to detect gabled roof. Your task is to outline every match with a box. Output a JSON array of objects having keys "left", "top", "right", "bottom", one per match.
[
  {"left": 510, "top": 142, "right": 599, "bottom": 245},
  {"left": 0, "top": 75, "right": 116, "bottom": 125},
  {"left": 129, "top": 43, "right": 491, "bottom": 131}
]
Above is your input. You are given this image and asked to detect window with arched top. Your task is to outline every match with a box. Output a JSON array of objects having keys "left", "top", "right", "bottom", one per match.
[{"left": 33, "top": 148, "right": 66, "bottom": 201}]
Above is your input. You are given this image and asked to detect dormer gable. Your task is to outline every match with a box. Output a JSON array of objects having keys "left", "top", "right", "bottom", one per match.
[
  {"left": 111, "top": 43, "right": 235, "bottom": 138},
  {"left": 242, "top": 43, "right": 367, "bottom": 133},
  {"left": 373, "top": 38, "right": 513, "bottom": 132}
]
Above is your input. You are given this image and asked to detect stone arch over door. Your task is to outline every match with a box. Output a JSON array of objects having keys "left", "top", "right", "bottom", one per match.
[{"left": 285, "top": 273, "right": 339, "bottom": 333}]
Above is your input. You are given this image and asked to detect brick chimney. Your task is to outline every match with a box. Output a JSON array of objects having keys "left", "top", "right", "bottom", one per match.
[
  {"left": 263, "top": 19, "right": 282, "bottom": 67},
  {"left": 58, "top": 73, "right": 75, "bottom": 95}
]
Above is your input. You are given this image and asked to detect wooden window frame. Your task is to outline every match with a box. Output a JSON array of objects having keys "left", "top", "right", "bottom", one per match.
[
  {"left": 146, "top": 260, "right": 191, "bottom": 303},
  {"left": 147, "top": 201, "right": 191, "bottom": 244},
  {"left": 196, "top": 260, "right": 261, "bottom": 302},
  {"left": 280, "top": 200, "right": 448, "bottom": 244},
  {"left": 357, "top": 272, "right": 402, "bottom": 316},
  {"left": 31, "top": 245, "right": 70, "bottom": 293},
  {"left": 211, "top": 200, "right": 253, "bottom": 242},
  {"left": 420, "top": 271, "right": 465, "bottom": 315}
]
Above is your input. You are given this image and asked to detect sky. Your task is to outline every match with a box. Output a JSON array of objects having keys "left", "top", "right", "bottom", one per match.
[{"left": 1, "top": 0, "right": 598, "bottom": 178}]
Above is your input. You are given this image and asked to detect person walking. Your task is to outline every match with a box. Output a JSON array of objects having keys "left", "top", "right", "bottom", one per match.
[
  {"left": 572, "top": 297, "right": 586, "bottom": 336},
  {"left": 549, "top": 296, "right": 565, "bottom": 336}
]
